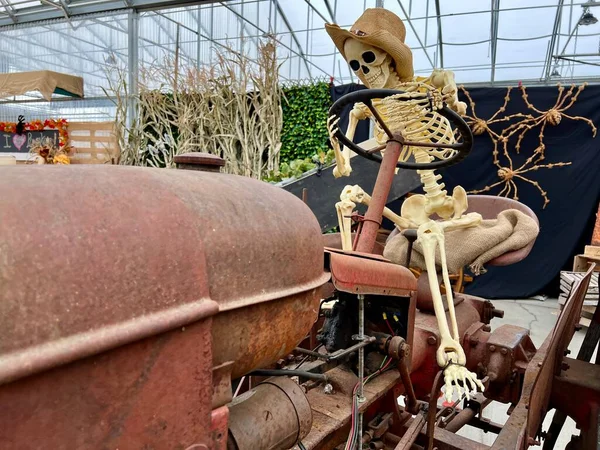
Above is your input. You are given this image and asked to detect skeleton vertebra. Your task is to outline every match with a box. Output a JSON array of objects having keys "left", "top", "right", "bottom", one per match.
[{"left": 330, "top": 44, "right": 482, "bottom": 401}]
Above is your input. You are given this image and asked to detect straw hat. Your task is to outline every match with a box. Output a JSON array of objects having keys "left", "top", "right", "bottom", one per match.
[{"left": 325, "top": 8, "right": 414, "bottom": 83}]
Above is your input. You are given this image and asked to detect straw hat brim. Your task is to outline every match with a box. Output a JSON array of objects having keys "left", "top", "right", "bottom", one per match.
[{"left": 325, "top": 23, "right": 414, "bottom": 82}]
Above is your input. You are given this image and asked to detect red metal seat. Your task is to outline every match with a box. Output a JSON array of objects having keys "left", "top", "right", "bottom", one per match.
[{"left": 463, "top": 195, "right": 539, "bottom": 266}]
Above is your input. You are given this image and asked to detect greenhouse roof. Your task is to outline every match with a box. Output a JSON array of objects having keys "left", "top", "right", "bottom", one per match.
[{"left": 1, "top": 0, "right": 600, "bottom": 119}]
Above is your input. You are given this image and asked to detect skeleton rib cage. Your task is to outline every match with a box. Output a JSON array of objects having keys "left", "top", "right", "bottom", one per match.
[{"left": 366, "top": 83, "right": 460, "bottom": 165}]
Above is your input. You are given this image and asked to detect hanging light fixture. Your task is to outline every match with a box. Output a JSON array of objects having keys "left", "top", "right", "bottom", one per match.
[
  {"left": 580, "top": 2, "right": 598, "bottom": 26},
  {"left": 580, "top": 10, "right": 598, "bottom": 25},
  {"left": 550, "top": 68, "right": 561, "bottom": 78}
]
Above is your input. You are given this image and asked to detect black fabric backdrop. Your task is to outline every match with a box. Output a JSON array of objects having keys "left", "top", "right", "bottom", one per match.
[
  {"left": 331, "top": 83, "right": 600, "bottom": 299},
  {"left": 330, "top": 83, "right": 370, "bottom": 144}
]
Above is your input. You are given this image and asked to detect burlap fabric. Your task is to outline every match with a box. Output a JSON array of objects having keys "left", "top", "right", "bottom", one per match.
[{"left": 383, "top": 209, "right": 539, "bottom": 275}]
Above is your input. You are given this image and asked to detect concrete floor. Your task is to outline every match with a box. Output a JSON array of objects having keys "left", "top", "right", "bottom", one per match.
[{"left": 457, "top": 298, "right": 595, "bottom": 448}]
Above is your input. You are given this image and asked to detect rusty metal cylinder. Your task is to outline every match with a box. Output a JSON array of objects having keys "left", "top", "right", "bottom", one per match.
[
  {"left": 443, "top": 407, "right": 477, "bottom": 433},
  {"left": 0, "top": 166, "right": 328, "bottom": 386},
  {"left": 227, "top": 377, "right": 312, "bottom": 450}
]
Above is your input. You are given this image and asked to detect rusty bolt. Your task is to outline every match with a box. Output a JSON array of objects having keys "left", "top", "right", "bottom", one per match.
[
  {"left": 489, "top": 345, "right": 496, "bottom": 352},
  {"left": 427, "top": 336, "right": 437, "bottom": 346},
  {"left": 482, "top": 324, "right": 492, "bottom": 332},
  {"left": 561, "top": 362, "right": 570, "bottom": 371},
  {"left": 501, "top": 348, "right": 508, "bottom": 355}
]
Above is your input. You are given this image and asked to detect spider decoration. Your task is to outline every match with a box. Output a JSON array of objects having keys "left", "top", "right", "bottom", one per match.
[
  {"left": 459, "top": 84, "right": 596, "bottom": 208},
  {"left": 504, "top": 84, "right": 597, "bottom": 158}
]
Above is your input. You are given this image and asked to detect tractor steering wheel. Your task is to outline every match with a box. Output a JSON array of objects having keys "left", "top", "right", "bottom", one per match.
[{"left": 328, "top": 88, "right": 473, "bottom": 170}]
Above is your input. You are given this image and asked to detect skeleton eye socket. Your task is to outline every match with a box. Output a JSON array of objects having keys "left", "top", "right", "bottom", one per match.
[
  {"left": 349, "top": 60, "right": 360, "bottom": 71},
  {"left": 362, "top": 51, "right": 376, "bottom": 63}
]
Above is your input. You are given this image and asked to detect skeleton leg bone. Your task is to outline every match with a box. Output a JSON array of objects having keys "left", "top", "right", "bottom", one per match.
[
  {"left": 335, "top": 198, "right": 356, "bottom": 251},
  {"left": 418, "top": 220, "right": 484, "bottom": 402}
]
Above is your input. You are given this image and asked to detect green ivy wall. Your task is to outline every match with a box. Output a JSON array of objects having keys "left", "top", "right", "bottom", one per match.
[{"left": 280, "top": 81, "right": 332, "bottom": 162}]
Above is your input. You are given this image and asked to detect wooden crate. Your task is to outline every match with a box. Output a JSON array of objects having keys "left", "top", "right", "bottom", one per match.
[
  {"left": 559, "top": 271, "right": 598, "bottom": 306},
  {"left": 585, "top": 245, "right": 600, "bottom": 259},
  {"left": 69, "top": 122, "right": 119, "bottom": 164},
  {"left": 573, "top": 254, "right": 600, "bottom": 272}
]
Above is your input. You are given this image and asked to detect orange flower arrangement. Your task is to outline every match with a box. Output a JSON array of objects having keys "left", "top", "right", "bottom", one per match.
[{"left": 0, "top": 118, "right": 69, "bottom": 149}]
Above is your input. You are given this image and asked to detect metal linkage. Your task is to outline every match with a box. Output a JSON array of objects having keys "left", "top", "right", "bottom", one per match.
[{"left": 357, "top": 293, "right": 366, "bottom": 447}]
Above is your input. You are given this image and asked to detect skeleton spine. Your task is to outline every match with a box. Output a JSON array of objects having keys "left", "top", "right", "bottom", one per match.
[{"left": 414, "top": 149, "right": 447, "bottom": 205}]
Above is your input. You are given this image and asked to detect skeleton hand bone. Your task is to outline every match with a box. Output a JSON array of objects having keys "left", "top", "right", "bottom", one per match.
[
  {"left": 443, "top": 359, "right": 485, "bottom": 402},
  {"left": 327, "top": 116, "right": 352, "bottom": 178},
  {"left": 328, "top": 105, "right": 368, "bottom": 178},
  {"left": 428, "top": 69, "right": 467, "bottom": 116}
]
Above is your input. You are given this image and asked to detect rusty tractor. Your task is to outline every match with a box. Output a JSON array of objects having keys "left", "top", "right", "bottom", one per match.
[{"left": 0, "top": 89, "right": 599, "bottom": 450}]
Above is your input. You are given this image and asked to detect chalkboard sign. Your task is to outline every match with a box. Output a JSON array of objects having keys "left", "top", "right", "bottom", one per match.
[{"left": 1, "top": 130, "right": 60, "bottom": 154}]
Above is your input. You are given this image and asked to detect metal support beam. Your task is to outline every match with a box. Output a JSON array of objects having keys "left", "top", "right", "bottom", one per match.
[
  {"left": 219, "top": 1, "right": 330, "bottom": 77},
  {"left": 0, "top": 0, "right": 216, "bottom": 28},
  {"left": 272, "top": 0, "right": 312, "bottom": 78},
  {"left": 127, "top": 9, "right": 139, "bottom": 129},
  {"left": 490, "top": 0, "right": 501, "bottom": 83},
  {"left": 0, "top": 0, "right": 17, "bottom": 23},
  {"left": 323, "top": 0, "right": 335, "bottom": 21},
  {"left": 543, "top": 0, "right": 565, "bottom": 80},
  {"left": 397, "top": 0, "right": 435, "bottom": 68},
  {"left": 434, "top": 0, "right": 444, "bottom": 68},
  {"left": 303, "top": 0, "right": 328, "bottom": 23},
  {"left": 39, "top": 0, "right": 70, "bottom": 21}
]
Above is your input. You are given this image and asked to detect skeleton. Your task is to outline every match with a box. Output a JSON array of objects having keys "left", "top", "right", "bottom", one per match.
[{"left": 330, "top": 39, "right": 484, "bottom": 401}]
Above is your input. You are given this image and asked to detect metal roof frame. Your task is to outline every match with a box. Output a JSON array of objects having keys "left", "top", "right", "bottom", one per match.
[{"left": 1, "top": 0, "right": 600, "bottom": 111}]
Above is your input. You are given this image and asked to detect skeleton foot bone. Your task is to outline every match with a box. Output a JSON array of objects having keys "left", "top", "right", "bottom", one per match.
[{"left": 418, "top": 220, "right": 484, "bottom": 401}]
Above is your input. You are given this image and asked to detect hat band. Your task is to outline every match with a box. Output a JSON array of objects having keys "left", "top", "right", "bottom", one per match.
[{"left": 350, "top": 29, "right": 367, "bottom": 37}]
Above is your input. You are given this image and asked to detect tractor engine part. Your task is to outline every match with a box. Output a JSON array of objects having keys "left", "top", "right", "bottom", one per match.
[
  {"left": 227, "top": 377, "right": 312, "bottom": 450},
  {"left": 0, "top": 165, "right": 328, "bottom": 449}
]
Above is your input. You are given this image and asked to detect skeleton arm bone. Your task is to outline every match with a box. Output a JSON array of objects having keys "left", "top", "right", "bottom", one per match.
[
  {"left": 329, "top": 104, "right": 370, "bottom": 178},
  {"left": 346, "top": 184, "right": 417, "bottom": 229}
]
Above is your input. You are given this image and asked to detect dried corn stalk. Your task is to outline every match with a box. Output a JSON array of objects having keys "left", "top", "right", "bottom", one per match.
[{"left": 104, "top": 39, "right": 283, "bottom": 178}]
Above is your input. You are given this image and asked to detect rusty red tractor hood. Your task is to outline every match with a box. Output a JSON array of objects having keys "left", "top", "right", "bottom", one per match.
[{"left": 0, "top": 165, "right": 328, "bottom": 448}]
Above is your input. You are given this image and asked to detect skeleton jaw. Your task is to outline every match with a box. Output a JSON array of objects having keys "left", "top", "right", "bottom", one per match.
[{"left": 364, "top": 65, "right": 388, "bottom": 89}]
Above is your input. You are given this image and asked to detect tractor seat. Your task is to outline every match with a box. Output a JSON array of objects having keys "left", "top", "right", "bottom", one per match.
[
  {"left": 461, "top": 195, "right": 539, "bottom": 266},
  {"left": 386, "top": 195, "right": 539, "bottom": 267}
]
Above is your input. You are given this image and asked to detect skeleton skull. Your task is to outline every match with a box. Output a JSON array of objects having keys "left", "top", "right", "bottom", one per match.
[{"left": 344, "top": 40, "right": 394, "bottom": 89}]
